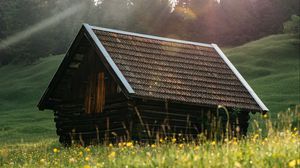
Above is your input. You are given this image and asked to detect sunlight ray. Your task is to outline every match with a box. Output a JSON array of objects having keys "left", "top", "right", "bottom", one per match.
[{"left": 0, "top": 2, "right": 85, "bottom": 51}]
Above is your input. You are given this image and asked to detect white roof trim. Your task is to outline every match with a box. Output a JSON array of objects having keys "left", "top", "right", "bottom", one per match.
[
  {"left": 84, "top": 24, "right": 135, "bottom": 94},
  {"left": 211, "top": 44, "right": 269, "bottom": 112},
  {"left": 90, "top": 26, "right": 213, "bottom": 48}
]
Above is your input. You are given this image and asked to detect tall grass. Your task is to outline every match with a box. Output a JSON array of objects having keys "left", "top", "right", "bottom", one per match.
[{"left": 0, "top": 106, "right": 299, "bottom": 168}]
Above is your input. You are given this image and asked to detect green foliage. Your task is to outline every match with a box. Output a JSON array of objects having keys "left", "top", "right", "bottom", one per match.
[{"left": 283, "top": 15, "right": 300, "bottom": 34}]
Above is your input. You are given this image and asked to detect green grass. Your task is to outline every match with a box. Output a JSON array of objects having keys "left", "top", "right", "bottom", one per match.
[
  {"left": 0, "top": 55, "right": 63, "bottom": 143},
  {"left": 224, "top": 34, "right": 300, "bottom": 114},
  {"left": 0, "top": 109, "right": 299, "bottom": 168}
]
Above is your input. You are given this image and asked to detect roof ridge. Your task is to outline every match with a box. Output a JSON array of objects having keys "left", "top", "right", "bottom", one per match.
[{"left": 90, "top": 25, "right": 213, "bottom": 48}]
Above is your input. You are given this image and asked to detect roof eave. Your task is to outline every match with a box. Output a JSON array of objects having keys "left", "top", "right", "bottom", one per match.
[
  {"left": 130, "top": 95, "right": 264, "bottom": 113},
  {"left": 211, "top": 43, "right": 269, "bottom": 112}
]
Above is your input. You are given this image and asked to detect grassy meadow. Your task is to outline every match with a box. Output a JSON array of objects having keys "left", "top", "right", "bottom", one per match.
[
  {"left": 224, "top": 34, "right": 300, "bottom": 114},
  {"left": 0, "top": 108, "right": 299, "bottom": 168},
  {"left": 0, "top": 34, "right": 299, "bottom": 167}
]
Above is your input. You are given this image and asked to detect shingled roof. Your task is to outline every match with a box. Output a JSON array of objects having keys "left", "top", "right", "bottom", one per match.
[
  {"left": 38, "top": 24, "right": 268, "bottom": 112},
  {"left": 83, "top": 24, "right": 268, "bottom": 112}
]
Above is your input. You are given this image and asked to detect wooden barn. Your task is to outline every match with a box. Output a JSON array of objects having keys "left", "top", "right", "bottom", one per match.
[{"left": 38, "top": 24, "right": 268, "bottom": 145}]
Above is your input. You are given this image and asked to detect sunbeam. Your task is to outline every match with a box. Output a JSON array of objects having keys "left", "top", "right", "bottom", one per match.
[{"left": 0, "top": 2, "right": 85, "bottom": 52}]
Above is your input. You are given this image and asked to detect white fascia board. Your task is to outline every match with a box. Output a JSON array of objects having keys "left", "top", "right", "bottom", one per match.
[
  {"left": 83, "top": 23, "right": 135, "bottom": 94},
  {"left": 211, "top": 43, "right": 269, "bottom": 112},
  {"left": 90, "top": 26, "right": 213, "bottom": 48}
]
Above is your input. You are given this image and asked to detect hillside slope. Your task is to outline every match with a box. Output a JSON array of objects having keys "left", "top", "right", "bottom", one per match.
[
  {"left": 224, "top": 34, "right": 300, "bottom": 114},
  {"left": 0, "top": 34, "right": 299, "bottom": 142},
  {"left": 0, "top": 55, "right": 63, "bottom": 142}
]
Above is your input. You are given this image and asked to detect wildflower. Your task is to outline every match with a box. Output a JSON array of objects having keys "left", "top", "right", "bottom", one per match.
[
  {"left": 159, "top": 138, "right": 164, "bottom": 143},
  {"left": 172, "top": 138, "right": 177, "bottom": 143},
  {"left": 289, "top": 160, "right": 296, "bottom": 167},
  {"left": 118, "top": 143, "right": 123, "bottom": 147},
  {"left": 83, "top": 165, "right": 91, "bottom": 168},
  {"left": 109, "top": 143, "right": 113, "bottom": 147},
  {"left": 85, "top": 156, "right": 90, "bottom": 161},
  {"left": 211, "top": 141, "right": 216, "bottom": 145},
  {"left": 53, "top": 148, "right": 59, "bottom": 153},
  {"left": 179, "top": 144, "right": 184, "bottom": 148},
  {"left": 108, "top": 151, "right": 116, "bottom": 159},
  {"left": 151, "top": 144, "right": 156, "bottom": 148},
  {"left": 263, "top": 114, "right": 268, "bottom": 119},
  {"left": 126, "top": 142, "right": 133, "bottom": 147},
  {"left": 79, "top": 151, "right": 83, "bottom": 157},
  {"left": 40, "top": 159, "right": 45, "bottom": 163},
  {"left": 85, "top": 148, "right": 91, "bottom": 152}
]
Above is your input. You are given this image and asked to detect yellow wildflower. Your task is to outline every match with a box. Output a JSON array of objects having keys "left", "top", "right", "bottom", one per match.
[
  {"left": 40, "top": 159, "right": 45, "bottom": 163},
  {"left": 126, "top": 142, "right": 133, "bottom": 147},
  {"left": 179, "top": 144, "right": 184, "bottom": 148},
  {"left": 109, "top": 143, "right": 113, "bottom": 147},
  {"left": 85, "top": 148, "right": 91, "bottom": 152},
  {"left": 159, "top": 138, "right": 164, "bottom": 143},
  {"left": 172, "top": 138, "right": 176, "bottom": 143},
  {"left": 151, "top": 144, "right": 156, "bottom": 148},
  {"left": 263, "top": 114, "right": 268, "bottom": 119},
  {"left": 53, "top": 148, "right": 59, "bottom": 153},
  {"left": 79, "top": 151, "right": 83, "bottom": 157},
  {"left": 289, "top": 160, "right": 296, "bottom": 167},
  {"left": 211, "top": 141, "right": 216, "bottom": 145},
  {"left": 108, "top": 151, "right": 116, "bottom": 159},
  {"left": 85, "top": 156, "right": 90, "bottom": 161},
  {"left": 83, "top": 165, "right": 91, "bottom": 168}
]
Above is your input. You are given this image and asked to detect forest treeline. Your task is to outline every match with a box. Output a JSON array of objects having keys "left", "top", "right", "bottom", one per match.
[{"left": 0, "top": 0, "right": 299, "bottom": 65}]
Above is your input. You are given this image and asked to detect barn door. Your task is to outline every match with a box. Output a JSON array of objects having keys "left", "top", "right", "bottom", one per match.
[{"left": 85, "top": 72, "right": 105, "bottom": 114}]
